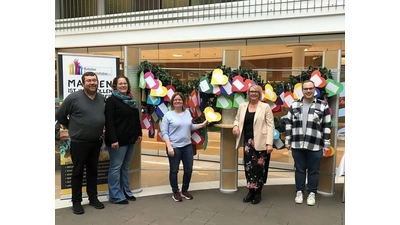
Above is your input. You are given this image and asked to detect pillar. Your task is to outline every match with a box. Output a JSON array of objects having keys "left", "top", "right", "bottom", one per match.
[
  {"left": 287, "top": 44, "right": 310, "bottom": 75},
  {"left": 214, "top": 49, "right": 240, "bottom": 193},
  {"left": 318, "top": 50, "right": 342, "bottom": 196},
  {"left": 124, "top": 46, "right": 143, "bottom": 193}
]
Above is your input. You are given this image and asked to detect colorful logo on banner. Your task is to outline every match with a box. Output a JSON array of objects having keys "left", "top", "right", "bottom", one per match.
[{"left": 68, "top": 59, "right": 83, "bottom": 75}]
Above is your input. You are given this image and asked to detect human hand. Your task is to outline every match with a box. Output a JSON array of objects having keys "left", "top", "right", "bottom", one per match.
[
  {"left": 203, "top": 120, "right": 209, "bottom": 128},
  {"left": 323, "top": 147, "right": 330, "bottom": 155},
  {"left": 137, "top": 136, "right": 142, "bottom": 142},
  {"left": 232, "top": 126, "right": 239, "bottom": 136},
  {"left": 266, "top": 145, "right": 273, "bottom": 154},
  {"left": 167, "top": 146, "right": 174, "bottom": 157},
  {"left": 111, "top": 142, "right": 119, "bottom": 150},
  {"left": 285, "top": 144, "right": 291, "bottom": 151}
]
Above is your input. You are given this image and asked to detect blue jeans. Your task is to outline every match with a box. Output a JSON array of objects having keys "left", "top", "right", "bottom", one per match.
[
  {"left": 167, "top": 144, "right": 193, "bottom": 193},
  {"left": 291, "top": 148, "right": 323, "bottom": 193},
  {"left": 107, "top": 144, "right": 135, "bottom": 203}
]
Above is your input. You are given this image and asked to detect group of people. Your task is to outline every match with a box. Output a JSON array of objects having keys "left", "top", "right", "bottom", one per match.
[
  {"left": 233, "top": 82, "right": 331, "bottom": 206},
  {"left": 56, "top": 71, "right": 331, "bottom": 215},
  {"left": 56, "top": 72, "right": 143, "bottom": 214}
]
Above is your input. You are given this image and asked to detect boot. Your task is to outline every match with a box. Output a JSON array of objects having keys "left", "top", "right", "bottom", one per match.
[
  {"left": 251, "top": 187, "right": 262, "bottom": 204},
  {"left": 243, "top": 189, "right": 255, "bottom": 203}
]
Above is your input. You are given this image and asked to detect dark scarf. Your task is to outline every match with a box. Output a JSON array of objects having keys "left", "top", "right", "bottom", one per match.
[{"left": 112, "top": 90, "right": 138, "bottom": 108}]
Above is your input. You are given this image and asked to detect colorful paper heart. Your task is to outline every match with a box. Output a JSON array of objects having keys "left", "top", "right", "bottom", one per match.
[
  {"left": 155, "top": 101, "right": 169, "bottom": 116},
  {"left": 220, "top": 79, "right": 233, "bottom": 95},
  {"left": 141, "top": 113, "right": 153, "bottom": 130},
  {"left": 277, "top": 89, "right": 285, "bottom": 105},
  {"left": 231, "top": 75, "right": 247, "bottom": 92},
  {"left": 325, "top": 79, "right": 344, "bottom": 97},
  {"left": 273, "top": 129, "right": 280, "bottom": 140},
  {"left": 310, "top": 70, "right": 326, "bottom": 88},
  {"left": 199, "top": 77, "right": 213, "bottom": 93},
  {"left": 150, "top": 111, "right": 160, "bottom": 123},
  {"left": 264, "top": 84, "right": 277, "bottom": 102},
  {"left": 189, "top": 90, "right": 200, "bottom": 108},
  {"left": 233, "top": 92, "right": 247, "bottom": 108},
  {"left": 216, "top": 95, "right": 233, "bottom": 109},
  {"left": 163, "top": 85, "right": 176, "bottom": 102},
  {"left": 150, "top": 80, "right": 168, "bottom": 97},
  {"left": 212, "top": 84, "right": 221, "bottom": 95},
  {"left": 283, "top": 92, "right": 294, "bottom": 108},
  {"left": 191, "top": 130, "right": 205, "bottom": 145},
  {"left": 146, "top": 95, "right": 161, "bottom": 105},
  {"left": 139, "top": 71, "right": 146, "bottom": 89},
  {"left": 144, "top": 72, "right": 160, "bottom": 90},
  {"left": 211, "top": 68, "right": 229, "bottom": 85},
  {"left": 293, "top": 83, "right": 303, "bottom": 100},
  {"left": 204, "top": 106, "right": 222, "bottom": 122}
]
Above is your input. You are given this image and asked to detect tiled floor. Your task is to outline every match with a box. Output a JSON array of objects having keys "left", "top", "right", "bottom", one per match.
[{"left": 55, "top": 154, "right": 344, "bottom": 209}]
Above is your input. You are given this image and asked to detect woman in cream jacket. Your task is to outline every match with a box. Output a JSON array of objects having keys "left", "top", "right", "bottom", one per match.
[{"left": 232, "top": 84, "right": 274, "bottom": 204}]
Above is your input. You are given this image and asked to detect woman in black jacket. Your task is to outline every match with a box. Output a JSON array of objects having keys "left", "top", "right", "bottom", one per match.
[{"left": 105, "top": 75, "right": 142, "bottom": 204}]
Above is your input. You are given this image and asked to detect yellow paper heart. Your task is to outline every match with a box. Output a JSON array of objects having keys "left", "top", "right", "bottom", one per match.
[
  {"left": 211, "top": 68, "right": 229, "bottom": 85},
  {"left": 264, "top": 84, "right": 277, "bottom": 102},
  {"left": 204, "top": 106, "right": 222, "bottom": 122},
  {"left": 293, "top": 83, "right": 303, "bottom": 100},
  {"left": 150, "top": 80, "right": 168, "bottom": 97}
]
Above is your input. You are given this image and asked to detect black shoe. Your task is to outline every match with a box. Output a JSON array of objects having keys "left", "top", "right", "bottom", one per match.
[
  {"left": 72, "top": 202, "right": 84, "bottom": 215},
  {"left": 124, "top": 192, "right": 136, "bottom": 201},
  {"left": 251, "top": 193, "right": 262, "bottom": 205},
  {"left": 89, "top": 198, "right": 105, "bottom": 209},
  {"left": 115, "top": 199, "right": 129, "bottom": 204},
  {"left": 243, "top": 189, "right": 255, "bottom": 203}
]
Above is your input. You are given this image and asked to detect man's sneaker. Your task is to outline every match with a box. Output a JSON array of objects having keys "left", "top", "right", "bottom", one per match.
[
  {"left": 89, "top": 198, "right": 105, "bottom": 209},
  {"left": 172, "top": 192, "right": 182, "bottom": 202},
  {"left": 307, "top": 192, "right": 316, "bottom": 206},
  {"left": 295, "top": 191, "right": 303, "bottom": 204},
  {"left": 72, "top": 202, "right": 84, "bottom": 215},
  {"left": 181, "top": 190, "right": 193, "bottom": 200}
]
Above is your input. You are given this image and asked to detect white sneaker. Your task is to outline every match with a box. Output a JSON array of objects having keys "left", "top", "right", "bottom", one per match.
[
  {"left": 307, "top": 192, "right": 316, "bottom": 206},
  {"left": 295, "top": 191, "right": 303, "bottom": 204}
]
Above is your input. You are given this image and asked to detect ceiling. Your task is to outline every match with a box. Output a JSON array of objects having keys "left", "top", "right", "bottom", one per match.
[{"left": 59, "top": 40, "right": 345, "bottom": 63}]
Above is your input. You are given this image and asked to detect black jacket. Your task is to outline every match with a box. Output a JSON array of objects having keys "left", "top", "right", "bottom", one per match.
[{"left": 104, "top": 95, "right": 142, "bottom": 146}]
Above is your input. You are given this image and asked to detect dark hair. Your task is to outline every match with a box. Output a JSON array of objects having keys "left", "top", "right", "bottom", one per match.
[
  {"left": 170, "top": 92, "right": 186, "bottom": 111},
  {"left": 112, "top": 75, "right": 131, "bottom": 93},
  {"left": 302, "top": 80, "right": 315, "bottom": 88},
  {"left": 81, "top": 72, "right": 98, "bottom": 84}
]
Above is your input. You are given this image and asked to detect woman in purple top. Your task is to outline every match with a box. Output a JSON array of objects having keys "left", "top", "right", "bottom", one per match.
[{"left": 160, "top": 92, "right": 208, "bottom": 202}]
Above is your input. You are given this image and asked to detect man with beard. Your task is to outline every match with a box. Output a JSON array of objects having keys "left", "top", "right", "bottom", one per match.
[
  {"left": 56, "top": 72, "right": 106, "bottom": 214},
  {"left": 285, "top": 80, "right": 331, "bottom": 206}
]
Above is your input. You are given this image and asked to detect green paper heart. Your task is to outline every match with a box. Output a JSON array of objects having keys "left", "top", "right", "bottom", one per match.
[
  {"left": 325, "top": 79, "right": 344, "bottom": 97},
  {"left": 199, "top": 77, "right": 213, "bottom": 94},
  {"left": 233, "top": 92, "right": 247, "bottom": 108},
  {"left": 139, "top": 71, "right": 146, "bottom": 89},
  {"left": 216, "top": 95, "right": 233, "bottom": 109}
]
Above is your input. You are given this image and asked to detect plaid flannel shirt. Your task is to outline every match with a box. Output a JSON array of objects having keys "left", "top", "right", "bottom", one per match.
[{"left": 284, "top": 98, "right": 331, "bottom": 151}]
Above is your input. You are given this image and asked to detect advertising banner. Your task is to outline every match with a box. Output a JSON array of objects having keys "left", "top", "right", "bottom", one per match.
[{"left": 57, "top": 53, "right": 119, "bottom": 199}]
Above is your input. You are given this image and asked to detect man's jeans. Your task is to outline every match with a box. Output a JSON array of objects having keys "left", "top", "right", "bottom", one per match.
[
  {"left": 107, "top": 144, "right": 135, "bottom": 203},
  {"left": 167, "top": 144, "right": 193, "bottom": 193},
  {"left": 291, "top": 148, "right": 323, "bottom": 193}
]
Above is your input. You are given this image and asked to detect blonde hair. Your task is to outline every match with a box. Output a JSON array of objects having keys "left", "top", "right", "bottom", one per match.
[{"left": 246, "top": 84, "right": 262, "bottom": 101}]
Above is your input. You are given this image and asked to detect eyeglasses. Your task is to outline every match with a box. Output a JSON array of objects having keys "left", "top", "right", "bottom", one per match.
[
  {"left": 302, "top": 87, "right": 315, "bottom": 91},
  {"left": 117, "top": 82, "right": 128, "bottom": 86}
]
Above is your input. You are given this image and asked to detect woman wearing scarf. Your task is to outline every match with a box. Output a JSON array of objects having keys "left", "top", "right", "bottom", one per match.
[{"left": 105, "top": 75, "right": 142, "bottom": 204}]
